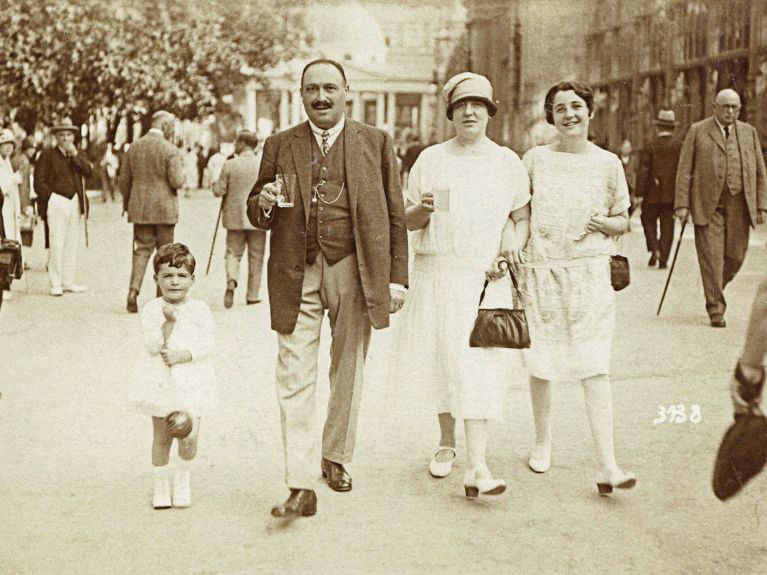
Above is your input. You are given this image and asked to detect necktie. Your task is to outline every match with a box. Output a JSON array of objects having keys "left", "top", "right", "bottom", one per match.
[
  {"left": 725, "top": 126, "right": 730, "bottom": 139},
  {"left": 321, "top": 130, "right": 330, "bottom": 156}
]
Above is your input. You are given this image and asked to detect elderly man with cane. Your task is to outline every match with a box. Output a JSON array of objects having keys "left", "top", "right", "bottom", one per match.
[{"left": 675, "top": 89, "right": 767, "bottom": 327}]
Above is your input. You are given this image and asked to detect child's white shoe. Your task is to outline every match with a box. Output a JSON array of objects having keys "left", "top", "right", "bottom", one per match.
[
  {"left": 152, "top": 465, "right": 171, "bottom": 509},
  {"left": 172, "top": 461, "right": 192, "bottom": 508}
]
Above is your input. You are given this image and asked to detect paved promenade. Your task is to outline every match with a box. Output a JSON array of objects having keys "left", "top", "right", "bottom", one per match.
[{"left": 2, "top": 191, "right": 766, "bottom": 574}]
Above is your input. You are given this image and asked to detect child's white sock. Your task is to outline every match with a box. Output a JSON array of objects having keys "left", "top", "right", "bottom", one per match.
[
  {"left": 173, "top": 457, "right": 193, "bottom": 508},
  {"left": 152, "top": 465, "right": 171, "bottom": 509}
]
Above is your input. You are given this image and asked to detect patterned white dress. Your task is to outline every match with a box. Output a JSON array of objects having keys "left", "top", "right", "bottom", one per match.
[
  {"left": 394, "top": 140, "right": 530, "bottom": 419},
  {"left": 521, "top": 144, "right": 630, "bottom": 381},
  {"left": 128, "top": 297, "right": 219, "bottom": 417}
]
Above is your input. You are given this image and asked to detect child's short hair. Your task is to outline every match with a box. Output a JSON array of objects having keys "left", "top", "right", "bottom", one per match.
[{"left": 153, "top": 243, "right": 196, "bottom": 275}]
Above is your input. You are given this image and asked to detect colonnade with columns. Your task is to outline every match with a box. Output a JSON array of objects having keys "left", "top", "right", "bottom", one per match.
[{"left": 243, "top": 80, "right": 436, "bottom": 139}]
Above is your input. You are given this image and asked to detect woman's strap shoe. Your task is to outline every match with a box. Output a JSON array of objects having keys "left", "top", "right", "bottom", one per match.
[
  {"left": 464, "top": 467, "right": 506, "bottom": 498},
  {"left": 596, "top": 471, "right": 636, "bottom": 495},
  {"left": 429, "top": 446, "right": 456, "bottom": 478}
]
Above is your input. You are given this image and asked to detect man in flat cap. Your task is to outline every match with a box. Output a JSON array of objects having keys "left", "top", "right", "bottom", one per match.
[
  {"left": 34, "top": 123, "right": 93, "bottom": 296},
  {"left": 120, "top": 110, "right": 186, "bottom": 313},
  {"left": 212, "top": 130, "right": 265, "bottom": 308}
]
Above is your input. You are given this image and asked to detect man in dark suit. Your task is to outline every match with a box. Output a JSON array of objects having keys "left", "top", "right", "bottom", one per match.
[
  {"left": 637, "top": 110, "right": 682, "bottom": 269},
  {"left": 676, "top": 89, "right": 767, "bottom": 327},
  {"left": 247, "top": 59, "right": 408, "bottom": 518},
  {"left": 120, "top": 111, "right": 186, "bottom": 313}
]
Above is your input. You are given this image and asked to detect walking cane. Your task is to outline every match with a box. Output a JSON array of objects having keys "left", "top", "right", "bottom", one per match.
[
  {"left": 205, "top": 199, "right": 223, "bottom": 275},
  {"left": 81, "top": 176, "right": 89, "bottom": 248},
  {"left": 656, "top": 217, "right": 688, "bottom": 316}
]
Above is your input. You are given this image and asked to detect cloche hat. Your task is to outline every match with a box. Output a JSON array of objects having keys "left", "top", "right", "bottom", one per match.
[{"left": 443, "top": 72, "right": 497, "bottom": 120}]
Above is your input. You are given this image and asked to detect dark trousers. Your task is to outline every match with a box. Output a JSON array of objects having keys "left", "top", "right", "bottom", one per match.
[
  {"left": 640, "top": 203, "right": 675, "bottom": 264},
  {"left": 130, "top": 223, "right": 175, "bottom": 293},
  {"left": 693, "top": 189, "right": 750, "bottom": 319}
]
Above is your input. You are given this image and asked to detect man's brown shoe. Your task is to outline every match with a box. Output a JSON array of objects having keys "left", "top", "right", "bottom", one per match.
[
  {"left": 127, "top": 289, "right": 139, "bottom": 314},
  {"left": 270, "top": 489, "right": 317, "bottom": 517},
  {"left": 321, "top": 458, "right": 352, "bottom": 492}
]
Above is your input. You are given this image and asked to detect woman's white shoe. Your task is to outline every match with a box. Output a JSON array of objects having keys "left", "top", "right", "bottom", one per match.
[
  {"left": 596, "top": 470, "right": 636, "bottom": 495},
  {"left": 463, "top": 467, "right": 506, "bottom": 498},
  {"left": 527, "top": 445, "right": 552, "bottom": 473},
  {"left": 429, "top": 446, "right": 456, "bottom": 478}
]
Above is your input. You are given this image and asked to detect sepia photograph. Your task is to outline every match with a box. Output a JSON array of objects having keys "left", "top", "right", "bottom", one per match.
[{"left": 1, "top": 0, "right": 766, "bottom": 573}]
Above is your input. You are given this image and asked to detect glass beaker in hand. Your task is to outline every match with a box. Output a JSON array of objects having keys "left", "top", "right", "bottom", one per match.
[
  {"left": 431, "top": 187, "right": 450, "bottom": 212},
  {"left": 275, "top": 174, "right": 297, "bottom": 208}
]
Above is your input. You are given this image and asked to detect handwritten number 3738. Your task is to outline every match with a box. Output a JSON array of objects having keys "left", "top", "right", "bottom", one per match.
[{"left": 653, "top": 404, "right": 702, "bottom": 425}]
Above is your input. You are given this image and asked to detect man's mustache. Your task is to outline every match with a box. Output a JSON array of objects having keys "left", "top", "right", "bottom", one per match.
[{"left": 312, "top": 101, "right": 332, "bottom": 110}]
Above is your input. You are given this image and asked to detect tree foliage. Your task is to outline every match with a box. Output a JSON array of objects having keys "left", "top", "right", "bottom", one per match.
[{"left": 0, "top": 0, "right": 308, "bottom": 131}]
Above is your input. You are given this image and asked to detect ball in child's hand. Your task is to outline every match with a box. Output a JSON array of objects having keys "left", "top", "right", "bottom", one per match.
[{"left": 165, "top": 410, "right": 193, "bottom": 439}]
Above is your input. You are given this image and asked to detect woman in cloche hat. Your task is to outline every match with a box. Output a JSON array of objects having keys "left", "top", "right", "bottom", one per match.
[{"left": 394, "top": 72, "right": 531, "bottom": 499}]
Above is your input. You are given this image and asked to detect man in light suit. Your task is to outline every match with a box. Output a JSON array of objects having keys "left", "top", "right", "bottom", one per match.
[
  {"left": 247, "top": 59, "right": 408, "bottom": 518},
  {"left": 675, "top": 89, "right": 767, "bottom": 327},
  {"left": 120, "top": 110, "right": 186, "bottom": 313},
  {"left": 212, "top": 130, "right": 265, "bottom": 308}
]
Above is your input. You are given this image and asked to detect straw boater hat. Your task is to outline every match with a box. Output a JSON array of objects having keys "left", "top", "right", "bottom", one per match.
[
  {"left": 654, "top": 110, "right": 678, "bottom": 128},
  {"left": 443, "top": 72, "right": 498, "bottom": 120},
  {"left": 50, "top": 123, "right": 79, "bottom": 135}
]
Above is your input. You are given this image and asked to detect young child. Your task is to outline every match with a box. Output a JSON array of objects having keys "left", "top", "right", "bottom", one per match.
[{"left": 128, "top": 243, "right": 218, "bottom": 509}]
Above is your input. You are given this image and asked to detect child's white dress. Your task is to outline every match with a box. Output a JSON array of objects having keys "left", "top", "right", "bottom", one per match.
[{"left": 128, "top": 297, "right": 219, "bottom": 417}]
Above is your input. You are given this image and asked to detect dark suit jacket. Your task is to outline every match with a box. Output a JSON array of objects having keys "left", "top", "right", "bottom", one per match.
[
  {"left": 119, "top": 132, "right": 185, "bottom": 224},
  {"left": 247, "top": 119, "right": 408, "bottom": 334},
  {"left": 675, "top": 117, "right": 767, "bottom": 226},
  {"left": 34, "top": 147, "right": 93, "bottom": 218},
  {"left": 637, "top": 135, "right": 682, "bottom": 205}
]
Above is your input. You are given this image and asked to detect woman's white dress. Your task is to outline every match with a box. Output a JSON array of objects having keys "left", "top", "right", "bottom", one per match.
[
  {"left": 395, "top": 140, "right": 530, "bottom": 420},
  {"left": 128, "top": 298, "right": 219, "bottom": 417},
  {"left": 521, "top": 144, "right": 630, "bottom": 381},
  {"left": 0, "top": 156, "right": 21, "bottom": 242}
]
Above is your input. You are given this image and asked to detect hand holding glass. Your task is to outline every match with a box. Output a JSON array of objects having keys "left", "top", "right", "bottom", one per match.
[{"left": 275, "top": 174, "right": 297, "bottom": 208}]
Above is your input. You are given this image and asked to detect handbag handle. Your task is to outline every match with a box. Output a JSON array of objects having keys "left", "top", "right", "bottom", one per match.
[{"left": 477, "top": 258, "right": 523, "bottom": 307}]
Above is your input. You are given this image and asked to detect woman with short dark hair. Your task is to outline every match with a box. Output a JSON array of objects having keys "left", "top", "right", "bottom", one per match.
[{"left": 522, "top": 81, "right": 635, "bottom": 495}]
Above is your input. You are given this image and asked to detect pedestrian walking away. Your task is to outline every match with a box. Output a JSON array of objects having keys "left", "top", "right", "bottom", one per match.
[
  {"left": 127, "top": 243, "right": 219, "bottom": 510},
  {"left": 120, "top": 110, "right": 186, "bottom": 313},
  {"left": 675, "top": 88, "right": 767, "bottom": 328},
  {"left": 395, "top": 71, "right": 530, "bottom": 499},
  {"left": 247, "top": 58, "right": 408, "bottom": 519},
  {"left": 212, "top": 130, "right": 265, "bottom": 308},
  {"left": 636, "top": 109, "right": 682, "bottom": 269},
  {"left": 33, "top": 123, "right": 93, "bottom": 297},
  {"left": 521, "top": 81, "right": 635, "bottom": 495}
]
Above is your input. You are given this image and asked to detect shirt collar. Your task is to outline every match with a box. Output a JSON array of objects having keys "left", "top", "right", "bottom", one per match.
[
  {"left": 715, "top": 117, "right": 733, "bottom": 135},
  {"left": 148, "top": 128, "right": 164, "bottom": 137},
  {"left": 308, "top": 116, "right": 345, "bottom": 138}
]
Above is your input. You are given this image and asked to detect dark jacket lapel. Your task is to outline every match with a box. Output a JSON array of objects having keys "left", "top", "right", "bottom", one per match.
[
  {"left": 344, "top": 119, "right": 361, "bottom": 216},
  {"left": 705, "top": 117, "right": 726, "bottom": 152},
  {"left": 291, "top": 122, "right": 313, "bottom": 225}
]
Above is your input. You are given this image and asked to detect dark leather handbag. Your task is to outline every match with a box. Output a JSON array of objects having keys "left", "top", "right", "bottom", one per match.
[
  {"left": 712, "top": 364, "right": 767, "bottom": 501},
  {"left": 469, "top": 260, "right": 530, "bottom": 349},
  {"left": 610, "top": 255, "right": 630, "bottom": 291}
]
